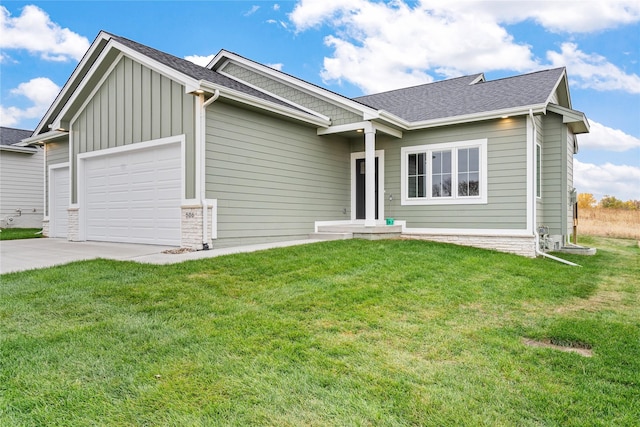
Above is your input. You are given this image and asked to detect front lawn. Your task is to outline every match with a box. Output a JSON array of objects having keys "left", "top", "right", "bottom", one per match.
[
  {"left": 0, "top": 228, "right": 42, "bottom": 240},
  {"left": 1, "top": 237, "right": 638, "bottom": 426}
]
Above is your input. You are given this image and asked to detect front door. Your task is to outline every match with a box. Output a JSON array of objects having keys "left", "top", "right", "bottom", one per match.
[{"left": 355, "top": 157, "right": 379, "bottom": 220}]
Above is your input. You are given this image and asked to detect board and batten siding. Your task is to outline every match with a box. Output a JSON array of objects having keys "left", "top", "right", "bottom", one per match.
[
  {"left": 44, "top": 140, "right": 69, "bottom": 216},
  {"left": 0, "top": 148, "right": 44, "bottom": 228},
  {"left": 69, "top": 55, "right": 196, "bottom": 202},
  {"left": 540, "top": 113, "right": 565, "bottom": 235},
  {"left": 220, "top": 62, "right": 363, "bottom": 126},
  {"left": 205, "top": 101, "right": 351, "bottom": 247},
  {"left": 566, "top": 130, "right": 575, "bottom": 235},
  {"left": 356, "top": 118, "right": 529, "bottom": 230}
]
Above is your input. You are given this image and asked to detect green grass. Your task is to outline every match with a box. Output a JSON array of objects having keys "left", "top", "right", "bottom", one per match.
[
  {"left": 1, "top": 237, "right": 638, "bottom": 426},
  {"left": 0, "top": 228, "right": 42, "bottom": 240}
]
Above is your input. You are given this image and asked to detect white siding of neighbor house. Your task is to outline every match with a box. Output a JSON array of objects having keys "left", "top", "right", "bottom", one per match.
[
  {"left": 355, "top": 118, "right": 529, "bottom": 230},
  {"left": 205, "top": 101, "right": 351, "bottom": 247},
  {"left": 0, "top": 148, "right": 44, "bottom": 228}
]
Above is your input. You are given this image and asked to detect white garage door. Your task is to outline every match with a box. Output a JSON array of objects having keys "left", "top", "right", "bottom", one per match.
[
  {"left": 83, "top": 142, "right": 181, "bottom": 246},
  {"left": 50, "top": 166, "right": 69, "bottom": 238}
]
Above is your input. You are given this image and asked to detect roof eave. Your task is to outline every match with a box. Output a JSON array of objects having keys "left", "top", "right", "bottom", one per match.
[
  {"left": 0, "top": 144, "right": 39, "bottom": 153},
  {"left": 380, "top": 105, "right": 549, "bottom": 131},
  {"left": 547, "top": 104, "right": 590, "bottom": 134},
  {"left": 17, "top": 130, "right": 68, "bottom": 146}
]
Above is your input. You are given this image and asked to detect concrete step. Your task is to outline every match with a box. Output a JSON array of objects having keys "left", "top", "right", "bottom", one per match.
[{"left": 309, "top": 232, "right": 353, "bottom": 240}]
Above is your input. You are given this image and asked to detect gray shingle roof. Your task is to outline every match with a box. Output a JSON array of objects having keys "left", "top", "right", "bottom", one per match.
[
  {"left": 108, "top": 34, "right": 309, "bottom": 114},
  {"left": 354, "top": 68, "right": 565, "bottom": 122},
  {"left": 0, "top": 127, "right": 33, "bottom": 146}
]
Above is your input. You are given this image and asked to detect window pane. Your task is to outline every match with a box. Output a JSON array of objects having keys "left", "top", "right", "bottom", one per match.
[
  {"left": 443, "top": 174, "right": 452, "bottom": 197},
  {"left": 418, "top": 175, "right": 425, "bottom": 197},
  {"left": 409, "top": 154, "right": 417, "bottom": 175},
  {"left": 458, "top": 149, "right": 468, "bottom": 172},
  {"left": 418, "top": 153, "right": 425, "bottom": 175},
  {"left": 468, "top": 172, "right": 479, "bottom": 196},
  {"left": 408, "top": 176, "right": 417, "bottom": 197},
  {"left": 458, "top": 173, "right": 468, "bottom": 196},
  {"left": 432, "top": 152, "right": 441, "bottom": 173},
  {"left": 469, "top": 148, "right": 479, "bottom": 172},
  {"left": 432, "top": 175, "right": 441, "bottom": 197},
  {"left": 442, "top": 151, "right": 451, "bottom": 173}
]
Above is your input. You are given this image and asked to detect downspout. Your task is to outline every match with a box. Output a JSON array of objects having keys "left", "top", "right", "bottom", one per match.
[
  {"left": 529, "top": 109, "right": 580, "bottom": 267},
  {"left": 199, "top": 89, "right": 220, "bottom": 250}
]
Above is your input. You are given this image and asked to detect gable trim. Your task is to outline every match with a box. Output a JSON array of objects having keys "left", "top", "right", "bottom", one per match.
[{"left": 212, "top": 52, "right": 379, "bottom": 118}]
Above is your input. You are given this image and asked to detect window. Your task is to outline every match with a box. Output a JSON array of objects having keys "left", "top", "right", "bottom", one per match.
[
  {"left": 401, "top": 139, "right": 487, "bottom": 205},
  {"left": 536, "top": 143, "right": 541, "bottom": 198}
]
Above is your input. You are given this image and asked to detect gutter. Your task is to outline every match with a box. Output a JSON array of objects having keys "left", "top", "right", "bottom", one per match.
[
  {"left": 198, "top": 89, "right": 220, "bottom": 250},
  {"left": 528, "top": 108, "right": 580, "bottom": 267},
  {"left": 0, "top": 145, "right": 38, "bottom": 153}
]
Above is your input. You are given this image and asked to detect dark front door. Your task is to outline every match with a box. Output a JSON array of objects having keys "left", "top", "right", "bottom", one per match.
[{"left": 355, "top": 157, "right": 379, "bottom": 220}]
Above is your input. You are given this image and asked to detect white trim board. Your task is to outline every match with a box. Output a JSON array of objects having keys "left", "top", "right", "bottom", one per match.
[{"left": 350, "top": 150, "right": 385, "bottom": 222}]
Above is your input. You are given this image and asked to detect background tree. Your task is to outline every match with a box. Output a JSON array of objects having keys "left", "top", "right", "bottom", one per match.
[
  {"left": 578, "top": 193, "right": 597, "bottom": 209},
  {"left": 599, "top": 195, "right": 625, "bottom": 209}
]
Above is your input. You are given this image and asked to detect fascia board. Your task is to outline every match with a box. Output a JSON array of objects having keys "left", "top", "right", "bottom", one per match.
[
  {"left": 546, "top": 69, "right": 571, "bottom": 109},
  {"left": 51, "top": 40, "right": 202, "bottom": 131},
  {"left": 16, "top": 130, "right": 67, "bottom": 146},
  {"left": 547, "top": 104, "right": 590, "bottom": 134},
  {"left": 34, "top": 31, "right": 112, "bottom": 135},
  {"left": 391, "top": 105, "right": 550, "bottom": 131},
  {"left": 0, "top": 145, "right": 38, "bottom": 153},
  {"left": 212, "top": 51, "right": 378, "bottom": 118},
  {"left": 200, "top": 81, "right": 331, "bottom": 127}
]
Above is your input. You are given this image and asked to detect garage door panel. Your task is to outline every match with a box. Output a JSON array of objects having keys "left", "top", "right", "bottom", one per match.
[{"left": 83, "top": 142, "right": 181, "bottom": 246}]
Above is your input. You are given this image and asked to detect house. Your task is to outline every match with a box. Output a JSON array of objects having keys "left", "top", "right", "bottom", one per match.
[
  {"left": 21, "top": 31, "right": 589, "bottom": 257},
  {"left": 0, "top": 127, "right": 44, "bottom": 228}
]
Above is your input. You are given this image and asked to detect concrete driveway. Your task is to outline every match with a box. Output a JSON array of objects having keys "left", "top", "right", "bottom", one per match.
[
  {"left": 0, "top": 239, "right": 174, "bottom": 274},
  {"left": 0, "top": 238, "right": 322, "bottom": 274}
]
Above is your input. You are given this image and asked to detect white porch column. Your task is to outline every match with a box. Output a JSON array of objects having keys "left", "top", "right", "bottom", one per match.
[{"left": 364, "top": 124, "right": 376, "bottom": 227}]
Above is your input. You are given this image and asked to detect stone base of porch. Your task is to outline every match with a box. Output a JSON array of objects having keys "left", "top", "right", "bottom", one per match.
[
  {"left": 402, "top": 233, "right": 537, "bottom": 258},
  {"left": 311, "top": 224, "right": 402, "bottom": 241}
]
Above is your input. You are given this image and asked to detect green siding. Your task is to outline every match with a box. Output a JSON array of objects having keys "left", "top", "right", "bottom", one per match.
[
  {"left": 221, "top": 62, "right": 363, "bottom": 126},
  {"left": 69, "top": 56, "right": 196, "bottom": 202},
  {"left": 540, "top": 113, "right": 564, "bottom": 235},
  {"left": 360, "top": 118, "right": 529, "bottom": 230},
  {"left": 205, "top": 102, "right": 351, "bottom": 247}
]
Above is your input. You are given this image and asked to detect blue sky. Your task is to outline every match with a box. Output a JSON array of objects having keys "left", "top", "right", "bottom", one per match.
[{"left": 1, "top": 0, "right": 639, "bottom": 201}]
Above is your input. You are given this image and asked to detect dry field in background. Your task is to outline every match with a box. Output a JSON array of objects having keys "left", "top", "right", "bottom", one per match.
[{"left": 578, "top": 208, "right": 640, "bottom": 240}]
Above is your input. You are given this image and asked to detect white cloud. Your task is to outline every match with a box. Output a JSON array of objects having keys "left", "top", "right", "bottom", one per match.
[
  {"left": 548, "top": 43, "right": 640, "bottom": 93},
  {"left": 579, "top": 121, "right": 640, "bottom": 152},
  {"left": 266, "top": 63, "right": 284, "bottom": 71},
  {"left": 244, "top": 5, "right": 260, "bottom": 16},
  {"left": 0, "top": 5, "right": 89, "bottom": 61},
  {"left": 433, "top": 0, "right": 640, "bottom": 33},
  {"left": 274, "top": 4, "right": 280, "bottom": 11},
  {"left": 574, "top": 159, "right": 640, "bottom": 201},
  {"left": 291, "top": 0, "right": 537, "bottom": 93},
  {"left": 289, "top": 1, "right": 640, "bottom": 95},
  {"left": 185, "top": 54, "right": 215, "bottom": 67},
  {"left": 0, "top": 77, "right": 60, "bottom": 127}
]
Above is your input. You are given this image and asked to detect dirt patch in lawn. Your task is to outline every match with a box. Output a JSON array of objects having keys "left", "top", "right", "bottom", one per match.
[{"left": 523, "top": 338, "right": 593, "bottom": 357}]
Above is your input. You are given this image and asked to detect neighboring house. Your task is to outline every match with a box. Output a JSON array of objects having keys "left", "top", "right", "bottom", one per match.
[
  {"left": 22, "top": 31, "right": 589, "bottom": 257},
  {"left": 0, "top": 127, "right": 44, "bottom": 228}
]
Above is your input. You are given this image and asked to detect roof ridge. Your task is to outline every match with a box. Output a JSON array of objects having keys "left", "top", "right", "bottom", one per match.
[
  {"left": 478, "top": 67, "right": 566, "bottom": 84},
  {"left": 354, "top": 73, "right": 484, "bottom": 99},
  {"left": 0, "top": 126, "right": 33, "bottom": 132}
]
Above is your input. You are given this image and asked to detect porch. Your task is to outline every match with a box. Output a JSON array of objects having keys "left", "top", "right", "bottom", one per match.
[{"left": 310, "top": 224, "right": 403, "bottom": 241}]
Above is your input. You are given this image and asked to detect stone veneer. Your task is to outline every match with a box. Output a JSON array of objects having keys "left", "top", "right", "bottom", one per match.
[
  {"left": 67, "top": 207, "right": 79, "bottom": 241},
  {"left": 41, "top": 218, "right": 50, "bottom": 237},
  {"left": 402, "top": 233, "right": 537, "bottom": 258},
  {"left": 181, "top": 204, "right": 214, "bottom": 250}
]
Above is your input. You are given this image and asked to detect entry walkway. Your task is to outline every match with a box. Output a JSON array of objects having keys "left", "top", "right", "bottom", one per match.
[{"left": 0, "top": 238, "right": 322, "bottom": 274}]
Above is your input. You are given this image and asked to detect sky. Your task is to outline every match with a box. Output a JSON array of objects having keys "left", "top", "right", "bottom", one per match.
[{"left": 1, "top": 0, "right": 639, "bottom": 202}]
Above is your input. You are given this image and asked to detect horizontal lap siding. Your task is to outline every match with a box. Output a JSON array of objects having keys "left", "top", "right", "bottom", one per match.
[
  {"left": 369, "top": 119, "right": 528, "bottom": 230},
  {"left": 70, "top": 56, "right": 195, "bottom": 202},
  {"left": 0, "top": 149, "right": 44, "bottom": 227},
  {"left": 541, "top": 113, "right": 563, "bottom": 234},
  {"left": 206, "top": 102, "right": 351, "bottom": 246}
]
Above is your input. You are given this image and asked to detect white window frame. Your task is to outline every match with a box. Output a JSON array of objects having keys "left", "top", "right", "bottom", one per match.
[{"left": 401, "top": 139, "right": 488, "bottom": 205}]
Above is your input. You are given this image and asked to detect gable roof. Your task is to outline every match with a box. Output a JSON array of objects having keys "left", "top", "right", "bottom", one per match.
[{"left": 354, "top": 68, "right": 567, "bottom": 123}]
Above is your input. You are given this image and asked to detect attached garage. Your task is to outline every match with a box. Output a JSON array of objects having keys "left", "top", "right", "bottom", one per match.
[{"left": 79, "top": 141, "right": 182, "bottom": 246}]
